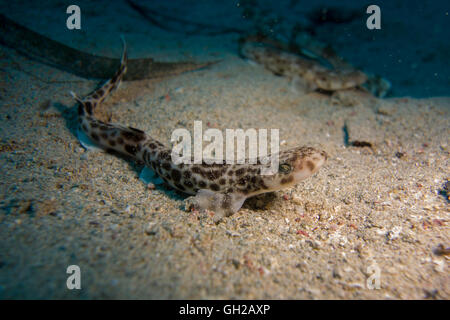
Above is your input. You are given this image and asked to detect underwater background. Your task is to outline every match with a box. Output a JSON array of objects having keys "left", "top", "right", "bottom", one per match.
[{"left": 0, "top": 0, "right": 448, "bottom": 299}]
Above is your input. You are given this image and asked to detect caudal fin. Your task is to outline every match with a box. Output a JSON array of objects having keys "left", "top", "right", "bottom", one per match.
[{"left": 71, "top": 37, "right": 128, "bottom": 118}]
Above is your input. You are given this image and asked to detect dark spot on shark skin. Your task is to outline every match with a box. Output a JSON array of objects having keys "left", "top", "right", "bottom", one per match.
[
  {"left": 78, "top": 105, "right": 84, "bottom": 116},
  {"left": 111, "top": 73, "right": 119, "bottom": 84},
  {"left": 183, "top": 180, "right": 193, "bottom": 188},
  {"left": 221, "top": 195, "right": 231, "bottom": 209},
  {"left": 351, "top": 140, "right": 373, "bottom": 148},
  {"left": 162, "top": 162, "right": 171, "bottom": 171},
  {"left": 125, "top": 144, "right": 137, "bottom": 156},
  {"left": 306, "top": 161, "right": 315, "bottom": 172},
  {"left": 192, "top": 167, "right": 202, "bottom": 174},
  {"left": 210, "top": 183, "right": 220, "bottom": 191},
  {"left": 129, "top": 126, "right": 145, "bottom": 134},
  {"left": 258, "top": 178, "right": 269, "bottom": 190},
  {"left": 183, "top": 171, "right": 191, "bottom": 179},
  {"left": 171, "top": 169, "right": 181, "bottom": 182},
  {"left": 281, "top": 176, "right": 294, "bottom": 184},
  {"left": 91, "top": 133, "right": 99, "bottom": 141}
]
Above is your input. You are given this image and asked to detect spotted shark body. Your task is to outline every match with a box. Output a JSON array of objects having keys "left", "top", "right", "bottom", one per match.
[{"left": 71, "top": 41, "right": 327, "bottom": 218}]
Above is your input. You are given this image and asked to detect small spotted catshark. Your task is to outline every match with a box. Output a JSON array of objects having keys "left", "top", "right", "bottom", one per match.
[{"left": 70, "top": 41, "right": 327, "bottom": 218}]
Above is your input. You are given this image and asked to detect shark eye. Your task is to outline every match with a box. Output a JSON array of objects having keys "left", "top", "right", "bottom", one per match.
[{"left": 279, "top": 163, "right": 292, "bottom": 174}]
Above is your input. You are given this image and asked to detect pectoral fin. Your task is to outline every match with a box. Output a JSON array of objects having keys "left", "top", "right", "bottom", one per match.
[{"left": 189, "top": 190, "right": 246, "bottom": 219}]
